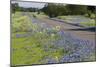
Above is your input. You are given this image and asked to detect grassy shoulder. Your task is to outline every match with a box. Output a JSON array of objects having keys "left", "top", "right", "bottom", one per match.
[
  {"left": 11, "top": 12, "right": 68, "bottom": 66},
  {"left": 57, "top": 15, "right": 96, "bottom": 27},
  {"left": 12, "top": 32, "right": 67, "bottom": 65},
  {"left": 80, "top": 21, "right": 96, "bottom": 27}
]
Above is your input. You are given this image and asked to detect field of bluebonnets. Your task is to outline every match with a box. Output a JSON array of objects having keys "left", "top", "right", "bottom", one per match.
[
  {"left": 11, "top": 12, "right": 96, "bottom": 66},
  {"left": 11, "top": 1, "right": 96, "bottom": 66}
]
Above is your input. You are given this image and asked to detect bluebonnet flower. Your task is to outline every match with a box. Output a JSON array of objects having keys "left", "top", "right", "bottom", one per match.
[
  {"left": 16, "top": 34, "right": 21, "bottom": 38},
  {"left": 59, "top": 30, "right": 64, "bottom": 35}
]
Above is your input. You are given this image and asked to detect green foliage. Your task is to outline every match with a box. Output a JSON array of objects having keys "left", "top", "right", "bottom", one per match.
[
  {"left": 42, "top": 3, "right": 68, "bottom": 17},
  {"left": 42, "top": 4, "right": 96, "bottom": 18},
  {"left": 11, "top": 3, "right": 40, "bottom": 13},
  {"left": 57, "top": 16, "right": 67, "bottom": 20},
  {"left": 33, "top": 14, "right": 37, "bottom": 18},
  {"left": 12, "top": 28, "right": 64, "bottom": 65},
  {"left": 68, "top": 5, "right": 88, "bottom": 15},
  {"left": 57, "top": 15, "right": 96, "bottom": 27},
  {"left": 32, "top": 12, "right": 48, "bottom": 19},
  {"left": 12, "top": 13, "right": 67, "bottom": 65},
  {"left": 12, "top": 13, "right": 33, "bottom": 32},
  {"left": 90, "top": 14, "right": 96, "bottom": 19},
  {"left": 80, "top": 20, "right": 96, "bottom": 27},
  {"left": 11, "top": 2, "right": 96, "bottom": 19}
]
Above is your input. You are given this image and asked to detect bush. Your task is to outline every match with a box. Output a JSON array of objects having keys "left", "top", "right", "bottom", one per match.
[
  {"left": 57, "top": 16, "right": 67, "bottom": 20},
  {"left": 90, "top": 14, "right": 96, "bottom": 19},
  {"left": 33, "top": 14, "right": 37, "bottom": 18},
  {"left": 42, "top": 4, "right": 68, "bottom": 18},
  {"left": 12, "top": 14, "right": 33, "bottom": 32}
]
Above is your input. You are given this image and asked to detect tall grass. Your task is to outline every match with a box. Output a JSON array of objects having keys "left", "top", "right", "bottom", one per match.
[{"left": 12, "top": 13, "right": 33, "bottom": 32}]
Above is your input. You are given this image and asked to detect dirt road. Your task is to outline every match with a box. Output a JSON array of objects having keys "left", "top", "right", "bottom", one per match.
[
  {"left": 22, "top": 12, "right": 95, "bottom": 41},
  {"left": 38, "top": 17, "right": 96, "bottom": 41}
]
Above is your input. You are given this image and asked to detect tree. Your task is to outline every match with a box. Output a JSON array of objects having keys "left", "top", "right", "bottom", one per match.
[
  {"left": 87, "top": 6, "right": 96, "bottom": 13},
  {"left": 67, "top": 5, "right": 88, "bottom": 15},
  {"left": 42, "top": 3, "right": 69, "bottom": 17},
  {"left": 11, "top": 3, "right": 19, "bottom": 13},
  {"left": 87, "top": 6, "right": 96, "bottom": 17}
]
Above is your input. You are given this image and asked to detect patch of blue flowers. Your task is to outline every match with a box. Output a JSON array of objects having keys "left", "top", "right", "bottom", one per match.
[{"left": 15, "top": 20, "right": 95, "bottom": 63}]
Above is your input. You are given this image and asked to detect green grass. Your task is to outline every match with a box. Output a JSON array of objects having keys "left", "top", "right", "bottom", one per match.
[
  {"left": 80, "top": 20, "right": 96, "bottom": 27},
  {"left": 12, "top": 12, "right": 95, "bottom": 66},
  {"left": 80, "top": 22, "right": 96, "bottom": 27},
  {"left": 12, "top": 12, "right": 33, "bottom": 33},
  {"left": 11, "top": 32, "right": 65, "bottom": 65},
  {"left": 57, "top": 16, "right": 78, "bottom": 20},
  {"left": 57, "top": 15, "right": 96, "bottom": 27},
  {"left": 11, "top": 12, "right": 67, "bottom": 66}
]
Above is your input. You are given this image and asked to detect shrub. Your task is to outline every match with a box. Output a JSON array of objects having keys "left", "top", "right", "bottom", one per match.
[
  {"left": 90, "top": 14, "right": 96, "bottom": 19},
  {"left": 12, "top": 15, "right": 33, "bottom": 32},
  {"left": 57, "top": 16, "right": 67, "bottom": 20},
  {"left": 33, "top": 14, "right": 37, "bottom": 18}
]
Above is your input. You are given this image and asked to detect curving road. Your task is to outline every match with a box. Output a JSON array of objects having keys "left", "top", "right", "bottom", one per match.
[
  {"left": 21, "top": 12, "right": 95, "bottom": 41},
  {"left": 37, "top": 16, "right": 96, "bottom": 41},
  {"left": 18, "top": 12, "right": 96, "bottom": 63}
]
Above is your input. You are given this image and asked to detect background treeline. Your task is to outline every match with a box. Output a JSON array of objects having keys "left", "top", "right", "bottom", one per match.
[
  {"left": 42, "top": 3, "right": 96, "bottom": 18},
  {"left": 11, "top": 3, "right": 96, "bottom": 18},
  {"left": 11, "top": 3, "right": 40, "bottom": 12}
]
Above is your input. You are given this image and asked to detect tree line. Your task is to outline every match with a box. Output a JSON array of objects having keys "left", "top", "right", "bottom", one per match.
[
  {"left": 11, "top": 3, "right": 39, "bottom": 13},
  {"left": 42, "top": 3, "right": 95, "bottom": 18},
  {"left": 11, "top": 3, "right": 96, "bottom": 18}
]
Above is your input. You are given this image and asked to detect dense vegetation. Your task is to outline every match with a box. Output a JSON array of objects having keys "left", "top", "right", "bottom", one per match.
[
  {"left": 11, "top": 2, "right": 96, "bottom": 66},
  {"left": 42, "top": 4, "right": 95, "bottom": 18},
  {"left": 11, "top": 12, "right": 95, "bottom": 66},
  {"left": 11, "top": 3, "right": 96, "bottom": 18},
  {"left": 11, "top": 3, "right": 39, "bottom": 13}
]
